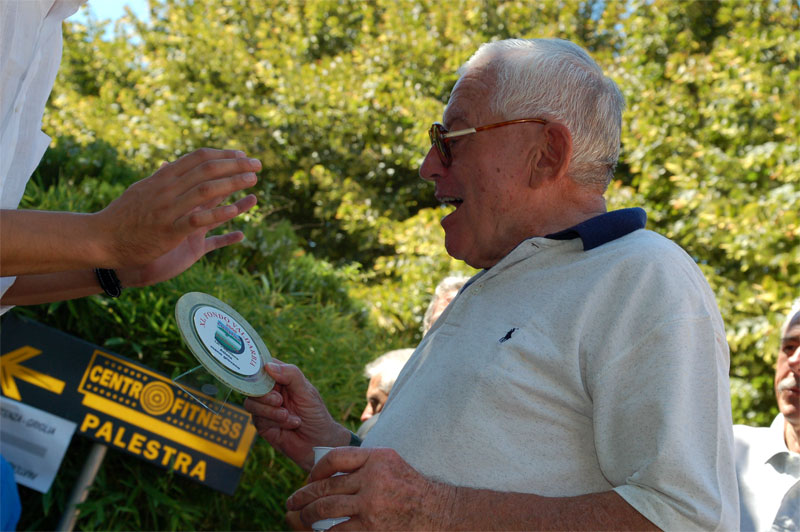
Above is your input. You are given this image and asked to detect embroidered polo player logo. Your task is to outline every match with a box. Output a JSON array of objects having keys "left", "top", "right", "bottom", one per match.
[{"left": 499, "top": 328, "right": 518, "bottom": 343}]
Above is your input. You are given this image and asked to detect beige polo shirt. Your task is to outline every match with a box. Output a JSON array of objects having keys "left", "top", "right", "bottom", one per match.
[{"left": 365, "top": 217, "right": 738, "bottom": 530}]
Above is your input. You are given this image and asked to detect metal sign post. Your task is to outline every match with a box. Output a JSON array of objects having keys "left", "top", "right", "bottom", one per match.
[{"left": 56, "top": 442, "right": 108, "bottom": 532}]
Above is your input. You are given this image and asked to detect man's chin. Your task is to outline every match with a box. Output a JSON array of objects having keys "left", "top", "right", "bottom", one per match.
[
  {"left": 443, "top": 237, "right": 466, "bottom": 262},
  {"left": 778, "top": 395, "right": 800, "bottom": 423}
]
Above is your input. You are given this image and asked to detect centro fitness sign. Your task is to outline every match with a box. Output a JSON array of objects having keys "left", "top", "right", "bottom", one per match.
[{"left": 0, "top": 313, "right": 258, "bottom": 494}]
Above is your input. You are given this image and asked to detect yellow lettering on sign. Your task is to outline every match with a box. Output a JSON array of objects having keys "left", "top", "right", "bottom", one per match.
[
  {"left": 99, "top": 368, "right": 113, "bottom": 387},
  {"left": 197, "top": 408, "right": 212, "bottom": 428},
  {"left": 113, "top": 427, "right": 127, "bottom": 448},
  {"left": 189, "top": 460, "right": 206, "bottom": 481},
  {"left": 79, "top": 351, "right": 256, "bottom": 468},
  {"left": 129, "top": 380, "right": 142, "bottom": 399},
  {"left": 170, "top": 398, "right": 185, "bottom": 416},
  {"left": 144, "top": 440, "right": 160, "bottom": 460},
  {"left": 78, "top": 415, "right": 209, "bottom": 481},
  {"left": 187, "top": 403, "right": 202, "bottom": 422},
  {"left": 89, "top": 366, "right": 103, "bottom": 383},
  {"left": 209, "top": 413, "right": 221, "bottom": 432},
  {"left": 128, "top": 433, "right": 146, "bottom": 455},
  {"left": 173, "top": 453, "right": 191, "bottom": 474},
  {"left": 161, "top": 445, "right": 178, "bottom": 467},
  {"left": 96, "top": 421, "right": 114, "bottom": 443},
  {"left": 80, "top": 413, "right": 101, "bottom": 432}
]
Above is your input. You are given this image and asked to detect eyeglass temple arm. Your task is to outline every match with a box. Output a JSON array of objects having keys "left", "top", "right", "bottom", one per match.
[
  {"left": 475, "top": 118, "right": 547, "bottom": 132},
  {"left": 441, "top": 118, "right": 547, "bottom": 139},
  {"left": 441, "top": 128, "right": 477, "bottom": 139}
]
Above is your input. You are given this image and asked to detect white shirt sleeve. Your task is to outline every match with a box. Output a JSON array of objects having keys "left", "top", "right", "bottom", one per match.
[
  {"left": 587, "top": 258, "right": 739, "bottom": 530},
  {"left": 0, "top": 0, "right": 85, "bottom": 313}
]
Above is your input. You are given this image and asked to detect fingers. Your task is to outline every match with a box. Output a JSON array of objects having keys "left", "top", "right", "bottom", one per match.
[
  {"left": 309, "top": 447, "right": 371, "bottom": 482},
  {"left": 288, "top": 473, "right": 360, "bottom": 515},
  {"left": 182, "top": 193, "right": 258, "bottom": 232},
  {"left": 301, "top": 494, "right": 358, "bottom": 529},
  {"left": 153, "top": 151, "right": 260, "bottom": 213},
  {"left": 177, "top": 157, "right": 261, "bottom": 192},
  {"left": 250, "top": 406, "right": 298, "bottom": 433},
  {"left": 202, "top": 231, "right": 245, "bottom": 254},
  {"left": 243, "top": 387, "right": 300, "bottom": 429},
  {"left": 264, "top": 360, "right": 308, "bottom": 389},
  {"left": 164, "top": 148, "right": 247, "bottom": 177},
  {"left": 188, "top": 170, "right": 257, "bottom": 213},
  {"left": 173, "top": 172, "right": 259, "bottom": 229}
]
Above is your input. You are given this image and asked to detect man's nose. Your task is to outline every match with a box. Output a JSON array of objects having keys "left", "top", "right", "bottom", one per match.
[
  {"left": 419, "top": 145, "right": 444, "bottom": 182},
  {"left": 360, "top": 404, "right": 373, "bottom": 422},
  {"left": 788, "top": 345, "right": 800, "bottom": 368}
]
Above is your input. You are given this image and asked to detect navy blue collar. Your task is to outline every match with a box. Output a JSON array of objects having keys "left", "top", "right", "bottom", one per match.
[{"left": 545, "top": 208, "right": 647, "bottom": 250}]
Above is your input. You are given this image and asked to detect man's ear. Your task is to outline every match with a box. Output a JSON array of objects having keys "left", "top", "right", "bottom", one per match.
[{"left": 530, "top": 122, "right": 572, "bottom": 184}]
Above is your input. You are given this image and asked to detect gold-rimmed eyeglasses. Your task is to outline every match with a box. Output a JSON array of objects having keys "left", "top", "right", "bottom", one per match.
[{"left": 428, "top": 118, "right": 547, "bottom": 167}]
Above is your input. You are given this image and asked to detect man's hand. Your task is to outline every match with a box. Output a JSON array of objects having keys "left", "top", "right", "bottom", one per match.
[
  {"left": 286, "top": 447, "right": 455, "bottom": 530},
  {"left": 117, "top": 195, "right": 257, "bottom": 288},
  {"left": 0, "top": 148, "right": 259, "bottom": 279},
  {"left": 287, "top": 447, "right": 659, "bottom": 531},
  {"left": 95, "top": 148, "right": 260, "bottom": 269},
  {"left": 244, "top": 360, "right": 351, "bottom": 471}
]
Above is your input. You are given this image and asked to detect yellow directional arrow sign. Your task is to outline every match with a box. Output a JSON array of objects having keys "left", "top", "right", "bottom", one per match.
[{"left": 1, "top": 346, "right": 65, "bottom": 400}]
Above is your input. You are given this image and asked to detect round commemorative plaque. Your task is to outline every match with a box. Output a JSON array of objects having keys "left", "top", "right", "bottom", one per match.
[{"left": 175, "top": 292, "right": 273, "bottom": 396}]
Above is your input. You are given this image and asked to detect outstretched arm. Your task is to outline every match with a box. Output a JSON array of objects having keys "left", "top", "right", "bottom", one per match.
[
  {"left": 0, "top": 148, "right": 259, "bottom": 305},
  {"left": 0, "top": 216, "right": 252, "bottom": 306}
]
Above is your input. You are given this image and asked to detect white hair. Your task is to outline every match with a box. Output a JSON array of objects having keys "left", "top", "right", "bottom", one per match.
[
  {"left": 422, "top": 275, "right": 470, "bottom": 333},
  {"left": 782, "top": 297, "right": 800, "bottom": 338},
  {"left": 459, "top": 38, "right": 625, "bottom": 189},
  {"left": 364, "top": 348, "right": 415, "bottom": 394}
]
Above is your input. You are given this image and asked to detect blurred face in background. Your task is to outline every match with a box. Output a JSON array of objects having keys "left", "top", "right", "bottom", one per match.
[
  {"left": 361, "top": 374, "right": 389, "bottom": 422},
  {"left": 775, "top": 310, "right": 800, "bottom": 428},
  {"left": 428, "top": 290, "right": 457, "bottom": 326}
]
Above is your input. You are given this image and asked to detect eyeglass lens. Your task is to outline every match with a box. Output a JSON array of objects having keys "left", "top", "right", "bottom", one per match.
[{"left": 429, "top": 124, "right": 451, "bottom": 166}]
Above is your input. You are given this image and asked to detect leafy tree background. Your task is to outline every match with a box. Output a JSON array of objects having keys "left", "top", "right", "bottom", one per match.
[{"left": 8, "top": 0, "right": 798, "bottom": 529}]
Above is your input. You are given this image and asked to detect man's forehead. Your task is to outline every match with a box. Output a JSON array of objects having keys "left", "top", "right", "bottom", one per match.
[
  {"left": 443, "top": 73, "right": 494, "bottom": 126},
  {"left": 782, "top": 312, "right": 800, "bottom": 342}
]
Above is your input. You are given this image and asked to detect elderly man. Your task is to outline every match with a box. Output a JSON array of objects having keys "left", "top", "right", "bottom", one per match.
[
  {"left": 734, "top": 299, "right": 800, "bottom": 531},
  {"left": 244, "top": 38, "right": 737, "bottom": 530}
]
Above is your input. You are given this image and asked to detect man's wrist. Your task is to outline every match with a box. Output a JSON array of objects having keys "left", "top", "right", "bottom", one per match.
[
  {"left": 85, "top": 210, "right": 118, "bottom": 268},
  {"left": 425, "top": 480, "right": 459, "bottom": 530},
  {"left": 114, "top": 267, "right": 143, "bottom": 289},
  {"left": 329, "top": 424, "right": 355, "bottom": 448}
]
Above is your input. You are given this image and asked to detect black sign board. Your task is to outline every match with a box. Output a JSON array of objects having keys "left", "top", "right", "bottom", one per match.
[{"left": 0, "top": 313, "right": 257, "bottom": 494}]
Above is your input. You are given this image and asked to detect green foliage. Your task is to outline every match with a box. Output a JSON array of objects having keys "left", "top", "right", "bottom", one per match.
[{"left": 11, "top": 0, "right": 799, "bottom": 529}]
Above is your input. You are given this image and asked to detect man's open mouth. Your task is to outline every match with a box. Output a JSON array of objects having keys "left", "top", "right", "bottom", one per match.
[{"left": 438, "top": 196, "right": 463, "bottom": 208}]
